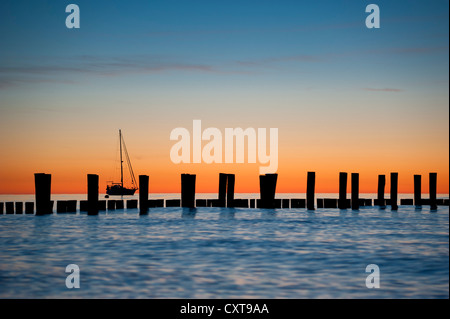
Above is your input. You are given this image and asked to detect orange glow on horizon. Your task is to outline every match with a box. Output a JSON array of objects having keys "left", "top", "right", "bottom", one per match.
[
  {"left": 1, "top": 164, "right": 448, "bottom": 195},
  {"left": 0, "top": 118, "right": 448, "bottom": 195}
]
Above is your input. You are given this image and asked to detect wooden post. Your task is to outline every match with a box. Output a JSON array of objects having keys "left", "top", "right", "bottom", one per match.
[
  {"left": 291, "top": 199, "right": 305, "bottom": 208},
  {"left": 390, "top": 172, "right": 398, "bottom": 210},
  {"left": 226, "top": 174, "right": 235, "bottom": 208},
  {"left": 324, "top": 198, "right": 337, "bottom": 208},
  {"left": 6, "top": 202, "right": 14, "bottom": 214},
  {"left": 429, "top": 172, "right": 437, "bottom": 210},
  {"left": 267, "top": 173, "right": 277, "bottom": 209},
  {"left": 218, "top": 173, "right": 227, "bottom": 207},
  {"left": 377, "top": 175, "right": 386, "bottom": 208},
  {"left": 35, "top": 173, "right": 52, "bottom": 215},
  {"left": 116, "top": 200, "right": 124, "bottom": 209},
  {"left": 166, "top": 199, "right": 180, "bottom": 207},
  {"left": 351, "top": 173, "right": 359, "bottom": 210},
  {"left": 414, "top": 175, "right": 422, "bottom": 207},
  {"left": 127, "top": 199, "right": 138, "bottom": 209},
  {"left": 317, "top": 198, "right": 324, "bottom": 209},
  {"left": 107, "top": 200, "right": 116, "bottom": 210},
  {"left": 139, "top": 175, "right": 149, "bottom": 214},
  {"left": 259, "top": 175, "right": 267, "bottom": 208},
  {"left": 307, "top": 172, "right": 315, "bottom": 210},
  {"left": 87, "top": 174, "right": 99, "bottom": 215},
  {"left": 181, "top": 174, "right": 196, "bottom": 208},
  {"left": 260, "top": 173, "right": 278, "bottom": 208},
  {"left": 338, "top": 172, "right": 347, "bottom": 209},
  {"left": 66, "top": 200, "right": 77, "bottom": 213},
  {"left": 15, "top": 202, "right": 23, "bottom": 214},
  {"left": 98, "top": 200, "right": 106, "bottom": 211},
  {"left": 56, "top": 201, "right": 67, "bottom": 213},
  {"left": 80, "top": 200, "right": 88, "bottom": 211},
  {"left": 25, "top": 202, "right": 34, "bottom": 214}
]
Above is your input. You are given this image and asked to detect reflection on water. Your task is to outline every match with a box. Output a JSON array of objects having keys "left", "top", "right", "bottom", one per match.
[{"left": 0, "top": 195, "right": 448, "bottom": 298}]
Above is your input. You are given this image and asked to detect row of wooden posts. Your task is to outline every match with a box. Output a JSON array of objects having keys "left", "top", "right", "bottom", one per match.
[{"left": 0, "top": 172, "right": 447, "bottom": 216}]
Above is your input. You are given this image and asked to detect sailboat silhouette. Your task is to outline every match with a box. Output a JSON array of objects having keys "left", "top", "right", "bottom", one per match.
[{"left": 106, "top": 129, "right": 138, "bottom": 196}]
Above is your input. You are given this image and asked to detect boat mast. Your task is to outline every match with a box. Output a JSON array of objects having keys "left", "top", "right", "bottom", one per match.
[
  {"left": 122, "top": 136, "right": 138, "bottom": 189},
  {"left": 119, "top": 129, "right": 123, "bottom": 188}
]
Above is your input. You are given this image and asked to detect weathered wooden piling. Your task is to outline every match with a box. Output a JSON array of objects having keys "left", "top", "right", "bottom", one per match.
[
  {"left": 291, "top": 198, "right": 306, "bottom": 208},
  {"left": 148, "top": 199, "right": 163, "bottom": 208},
  {"left": 234, "top": 199, "right": 249, "bottom": 208},
  {"left": 6, "top": 202, "right": 14, "bottom": 214},
  {"left": 25, "top": 202, "right": 34, "bottom": 214},
  {"left": 66, "top": 200, "right": 77, "bottom": 213},
  {"left": 196, "top": 199, "right": 207, "bottom": 207},
  {"left": 358, "top": 198, "right": 366, "bottom": 207},
  {"left": 351, "top": 173, "right": 359, "bottom": 210},
  {"left": 107, "top": 200, "right": 116, "bottom": 210},
  {"left": 259, "top": 173, "right": 278, "bottom": 209},
  {"left": 15, "top": 202, "right": 23, "bottom": 214},
  {"left": 429, "top": 172, "right": 437, "bottom": 210},
  {"left": 414, "top": 175, "right": 422, "bottom": 207},
  {"left": 80, "top": 200, "right": 88, "bottom": 211},
  {"left": 98, "top": 200, "right": 107, "bottom": 211},
  {"left": 206, "top": 199, "right": 217, "bottom": 207},
  {"left": 324, "top": 198, "right": 337, "bottom": 209},
  {"left": 390, "top": 172, "right": 398, "bottom": 210},
  {"left": 127, "top": 199, "right": 138, "bottom": 209},
  {"left": 181, "top": 174, "right": 196, "bottom": 208},
  {"left": 35, "top": 173, "right": 52, "bottom": 215},
  {"left": 87, "top": 174, "right": 99, "bottom": 215},
  {"left": 218, "top": 173, "right": 227, "bottom": 207},
  {"left": 376, "top": 175, "right": 386, "bottom": 208},
  {"left": 56, "top": 201, "right": 67, "bottom": 213},
  {"left": 116, "top": 200, "right": 124, "bottom": 209},
  {"left": 307, "top": 172, "right": 315, "bottom": 210},
  {"left": 401, "top": 199, "right": 414, "bottom": 205},
  {"left": 273, "top": 199, "right": 281, "bottom": 208},
  {"left": 166, "top": 199, "right": 180, "bottom": 207},
  {"left": 139, "top": 175, "right": 149, "bottom": 214},
  {"left": 339, "top": 172, "right": 348, "bottom": 209},
  {"left": 227, "top": 174, "right": 235, "bottom": 208},
  {"left": 317, "top": 198, "right": 324, "bottom": 208}
]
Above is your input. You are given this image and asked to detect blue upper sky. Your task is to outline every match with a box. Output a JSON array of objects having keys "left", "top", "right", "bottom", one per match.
[
  {"left": 0, "top": 0, "right": 448, "bottom": 90},
  {"left": 0, "top": 0, "right": 448, "bottom": 133}
]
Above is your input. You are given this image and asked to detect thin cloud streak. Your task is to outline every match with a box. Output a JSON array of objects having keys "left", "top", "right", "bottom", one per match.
[
  {"left": 362, "top": 88, "right": 404, "bottom": 92},
  {"left": 0, "top": 55, "right": 220, "bottom": 89},
  {"left": 0, "top": 44, "right": 446, "bottom": 89}
]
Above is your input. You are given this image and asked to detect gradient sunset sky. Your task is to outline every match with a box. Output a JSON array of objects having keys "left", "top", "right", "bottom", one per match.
[{"left": 0, "top": 0, "right": 448, "bottom": 194}]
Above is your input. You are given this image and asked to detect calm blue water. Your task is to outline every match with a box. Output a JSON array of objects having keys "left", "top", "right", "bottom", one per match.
[{"left": 0, "top": 194, "right": 448, "bottom": 298}]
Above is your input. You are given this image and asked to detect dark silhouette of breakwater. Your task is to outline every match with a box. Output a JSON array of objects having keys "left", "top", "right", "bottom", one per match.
[{"left": 0, "top": 172, "right": 448, "bottom": 215}]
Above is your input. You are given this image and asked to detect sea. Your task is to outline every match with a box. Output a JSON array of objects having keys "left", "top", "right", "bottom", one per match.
[{"left": 0, "top": 193, "right": 448, "bottom": 299}]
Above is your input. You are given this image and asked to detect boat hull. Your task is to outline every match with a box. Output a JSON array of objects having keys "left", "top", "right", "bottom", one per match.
[{"left": 106, "top": 186, "right": 137, "bottom": 196}]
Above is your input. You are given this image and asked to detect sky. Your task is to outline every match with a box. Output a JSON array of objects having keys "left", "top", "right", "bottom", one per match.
[{"left": 0, "top": 0, "right": 448, "bottom": 194}]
